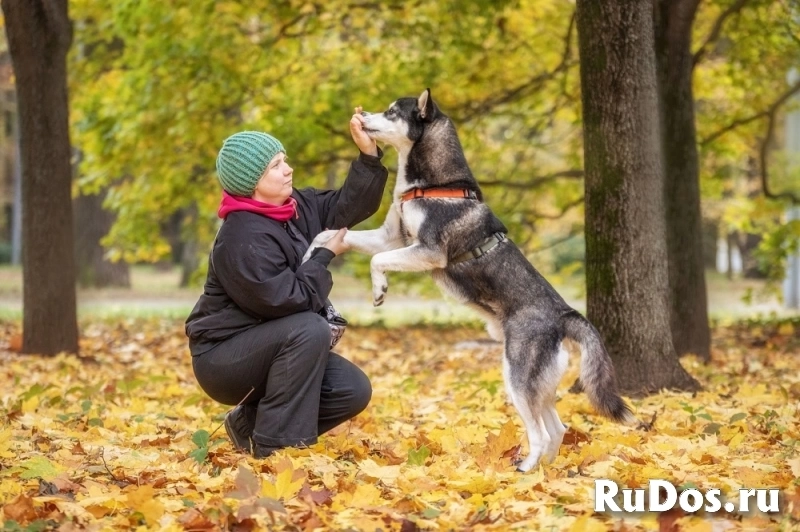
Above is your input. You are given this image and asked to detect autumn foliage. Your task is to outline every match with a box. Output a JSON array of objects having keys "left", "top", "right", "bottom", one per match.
[{"left": 0, "top": 319, "right": 799, "bottom": 531}]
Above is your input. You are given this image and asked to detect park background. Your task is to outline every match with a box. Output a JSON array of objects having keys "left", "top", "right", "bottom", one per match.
[{"left": 0, "top": 0, "right": 799, "bottom": 531}]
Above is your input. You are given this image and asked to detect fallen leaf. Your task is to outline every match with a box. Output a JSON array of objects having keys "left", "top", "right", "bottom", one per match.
[
  {"left": 298, "top": 482, "right": 333, "bottom": 506},
  {"left": 178, "top": 507, "right": 216, "bottom": 530},
  {"left": 359, "top": 458, "right": 402, "bottom": 482},
  {"left": 227, "top": 466, "right": 261, "bottom": 499},
  {"left": 2, "top": 493, "right": 38, "bottom": 522},
  {"left": 8, "top": 334, "right": 22, "bottom": 352}
]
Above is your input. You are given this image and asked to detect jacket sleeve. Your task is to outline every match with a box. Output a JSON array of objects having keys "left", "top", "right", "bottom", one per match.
[
  {"left": 212, "top": 233, "right": 336, "bottom": 320},
  {"left": 315, "top": 149, "right": 389, "bottom": 229}
]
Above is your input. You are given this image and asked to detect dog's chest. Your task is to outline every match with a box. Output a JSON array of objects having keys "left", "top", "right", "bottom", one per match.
[
  {"left": 398, "top": 202, "right": 426, "bottom": 241},
  {"left": 431, "top": 270, "right": 468, "bottom": 302}
]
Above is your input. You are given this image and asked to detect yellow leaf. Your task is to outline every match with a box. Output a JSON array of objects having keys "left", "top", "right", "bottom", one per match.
[
  {"left": 125, "top": 485, "right": 164, "bottom": 524},
  {"left": 571, "top": 515, "right": 608, "bottom": 532},
  {"left": 350, "top": 482, "right": 385, "bottom": 509},
  {"left": 448, "top": 472, "right": 499, "bottom": 495},
  {"left": 0, "top": 428, "right": 14, "bottom": 459},
  {"left": 485, "top": 420, "right": 519, "bottom": 457},
  {"left": 261, "top": 457, "right": 305, "bottom": 500},
  {"left": 728, "top": 432, "right": 745, "bottom": 450},
  {"left": 359, "top": 459, "right": 402, "bottom": 483},
  {"left": 788, "top": 457, "right": 800, "bottom": 478}
]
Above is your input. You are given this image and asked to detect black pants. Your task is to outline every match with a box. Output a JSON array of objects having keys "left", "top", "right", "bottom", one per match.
[{"left": 192, "top": 312, "right": 371, "bottom": 450}]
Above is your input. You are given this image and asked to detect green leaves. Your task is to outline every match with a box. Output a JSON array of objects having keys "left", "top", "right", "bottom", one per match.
[
  {"left": 407, "top": 445, "right": 431, "bottom": 466},
  {"left": 18, "top": 457, "right": 62, "bottom": 481},
  {"left": 65, "top": 0, "right": 800, "bottom": 284},
  {"left": 189, "top": 429, "right": 226, "bottom": 464},
  {"left": 730, "top": 412, "right": 747, "bottom": 423},
  {"left": 68, "top": 0, "right": 584, "bottom": 274},
  {"left": 189, "top": 429, "right": 210, "bottom": 464}
]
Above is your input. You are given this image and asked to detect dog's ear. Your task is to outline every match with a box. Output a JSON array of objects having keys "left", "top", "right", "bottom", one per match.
[{"left": 417, "top": 88, "right": 435, "bottom": 120}]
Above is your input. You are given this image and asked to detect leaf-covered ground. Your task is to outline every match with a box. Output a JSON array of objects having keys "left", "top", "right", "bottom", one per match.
[{"left": 0, "top": 318, "right": 798, "bottom": 531}]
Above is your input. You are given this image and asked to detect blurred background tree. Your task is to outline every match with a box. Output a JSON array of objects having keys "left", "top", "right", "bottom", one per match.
[{"left": 62, "top": 0, "right": 799, "bottom": 282}]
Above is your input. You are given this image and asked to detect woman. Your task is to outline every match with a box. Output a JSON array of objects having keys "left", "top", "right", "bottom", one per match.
[{"left": 185, "top": 108, "right": 388, "bottom": 458}]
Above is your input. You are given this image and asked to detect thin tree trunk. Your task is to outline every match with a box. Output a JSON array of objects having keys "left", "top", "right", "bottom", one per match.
[
  {"left": 178, "top": 203, "right": 199, "bottom": 287},
  {"left": 727, "top": 231, "right": 736, "bottom": 279},
  {"left": 576, "top": 0, "right": 700, "bottom": 396},
  {"left": 655, "top": 0, "right": 711, "bottom": 361},
  {"left": 2, "top": 0, "right": 78, "bottom": 355},
  {"left": 74, "top": 190, "right": 130, "bottom": 288}
]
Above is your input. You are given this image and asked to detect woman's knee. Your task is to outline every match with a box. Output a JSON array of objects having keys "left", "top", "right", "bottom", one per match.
[
  {"left": 288, "top": 312, "right": 330, "bottom": 353},
  {"left": 349, "top": 367, "right": 372, "bottom": 414}
]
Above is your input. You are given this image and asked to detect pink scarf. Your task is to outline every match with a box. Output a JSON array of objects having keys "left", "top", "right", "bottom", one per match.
[{"left": 217, "top": 191, "right": 298, "bottom": 222}]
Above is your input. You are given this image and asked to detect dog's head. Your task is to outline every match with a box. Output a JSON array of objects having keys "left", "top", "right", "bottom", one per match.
[{"left": 361, "top": 89, "right": 441, "bottom": 151}]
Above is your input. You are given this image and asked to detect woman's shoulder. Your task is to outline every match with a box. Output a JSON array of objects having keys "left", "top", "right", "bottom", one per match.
[
  {"left": 292, "top": 187, "right": 323, "bottom": 208},
  {"left": 291, "top": 188, "right": 326, "bottom": 220}
]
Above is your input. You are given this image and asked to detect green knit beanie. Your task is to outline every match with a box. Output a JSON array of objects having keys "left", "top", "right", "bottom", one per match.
[{"left": 216, "top": 131, "right": 285, "bottom": 196}]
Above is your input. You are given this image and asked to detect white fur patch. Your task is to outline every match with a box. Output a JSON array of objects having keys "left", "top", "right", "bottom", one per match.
[
  {"left": 362, "top": 113, "right": 412, "bottom": 154},
  {"left": 399, "top": 202, "right": 426, "bottom": 239}
]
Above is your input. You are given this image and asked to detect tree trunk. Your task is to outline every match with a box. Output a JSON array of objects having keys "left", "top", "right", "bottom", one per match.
[
  {"left": 576, "top": 0, "right": 700, "bottom": 396},
  {"left": 178, "top": 203, "right": 199, "bottom": 287},
  {"left": 74, "top": 190, "right": 130, "bottom": 288},
  {"left": 655, "top": 0, "right": 711, "bottom": 361},
  {"left": 2, "top": 0, "right": 78, "bottom": 355}
]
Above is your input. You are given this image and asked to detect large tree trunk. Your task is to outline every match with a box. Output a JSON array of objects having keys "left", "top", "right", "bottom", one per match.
[
  {"left": 74, "top": 190, "right": 130, "bottom": 288},
  {"left": 2, "top": 0, "right": 78, "bottom": 355},
  {"left": 576, "top": 0, "right": 699, "bottom": 395},
  {"left": 655, "top": 0, "right": 711, "bottom": 361}
]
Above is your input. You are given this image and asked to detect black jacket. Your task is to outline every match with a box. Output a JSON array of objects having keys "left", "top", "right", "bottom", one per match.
[{"left": 186, "top": 151, "right": 388, "bottom": 355}]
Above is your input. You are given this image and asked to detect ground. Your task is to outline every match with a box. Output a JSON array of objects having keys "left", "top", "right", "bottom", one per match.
[
  {"left": 0, "top": 315, "right": 798, "bottom": 530},
  {"left": 0, "top": 266, "right": 798, "bottom": 530}
]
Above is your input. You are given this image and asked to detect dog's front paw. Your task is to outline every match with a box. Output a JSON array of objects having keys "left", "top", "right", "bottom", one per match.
[
  {"left": 371, "top": 271, "right": 388, "bottom": 307},
  {"left": 302, "top": 230, "right": 338, "bottom": 263}
]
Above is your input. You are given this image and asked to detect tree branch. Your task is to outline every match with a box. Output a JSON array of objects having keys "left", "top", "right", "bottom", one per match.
[
  {"left": 692, "top": 0, "right": 749, "bottom": 67},
  {"left": 480, "top": 169, "right": 584, "bottom": 190},
  {"left": 701, "top": 77, "right": 800, "bottom": 146},
  {"left": 529, "top": 226, "right": 582, "bottom": 253},
  {"left": 759, "top": 94, "right": 800, "bottom": 204},
  {"left": 264, "top": 11, "right": 315, "bottom": 46},
  {"left": 520, "top": 196, "right": 584, "bottom": 220},
  {"left": 453, "top": 10, "right": 577, "bottom": 123}
]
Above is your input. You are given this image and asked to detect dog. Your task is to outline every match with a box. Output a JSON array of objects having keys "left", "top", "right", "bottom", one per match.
[{"left": 304, "top": 89, "right": 636, "bottom": 471}]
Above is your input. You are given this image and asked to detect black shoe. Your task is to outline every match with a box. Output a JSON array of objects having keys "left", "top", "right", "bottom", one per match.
[
  {"left": 253, "top": 443, "right": 279, "bottom": 459},
  {"left": 224, "top": 406, "right": 253, "bottom": 454}
]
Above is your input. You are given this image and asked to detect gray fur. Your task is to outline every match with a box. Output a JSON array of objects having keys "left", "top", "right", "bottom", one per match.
[{"left": 305, "top": 89, "right": 636, "bottom": 471}]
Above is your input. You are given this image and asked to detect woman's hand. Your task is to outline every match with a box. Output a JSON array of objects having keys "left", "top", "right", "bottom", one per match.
[
  {"left": 350, "top": 106, "right": 378, "bottom": 156},
  {"left": 322, "top": 228, "right": 350, "bottom": 256}
]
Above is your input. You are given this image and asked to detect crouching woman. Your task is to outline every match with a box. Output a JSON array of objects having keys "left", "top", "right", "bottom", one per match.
[{"left": 185, "top": 109, "right": 388, "bottom": 458}]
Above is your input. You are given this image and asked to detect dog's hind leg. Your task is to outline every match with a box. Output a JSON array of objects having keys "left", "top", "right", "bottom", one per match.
[
  {"left": 541, "top": 345, "right": 569, "bottom": 461},
  {"left": 503, "top": 355, "right": 550, "bottom": 472},
  {"left": 542, "top": 402, "right": 566, "bottom": 462},
  {"left": 513, "top": 396, "right": 549, "bottom": 473}
]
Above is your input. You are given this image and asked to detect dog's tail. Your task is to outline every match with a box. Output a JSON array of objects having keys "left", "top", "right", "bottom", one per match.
[{"left": 561, "top": 311, "right": 636, "bottom": 424}]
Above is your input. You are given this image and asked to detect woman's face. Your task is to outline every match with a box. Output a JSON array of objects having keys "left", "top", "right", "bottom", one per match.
[{"left": 252, "top": 152, "right": 293, "bottom": 205}]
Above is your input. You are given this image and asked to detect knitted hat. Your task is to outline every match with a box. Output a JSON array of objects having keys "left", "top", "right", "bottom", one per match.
[{"left": 215, "top": 131, "right": 285, "bottom": 196}]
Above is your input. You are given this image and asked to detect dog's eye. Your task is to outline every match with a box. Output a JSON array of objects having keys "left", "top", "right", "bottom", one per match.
[{"left": 386, "top": 108, "right": 395, "bottom": 116}]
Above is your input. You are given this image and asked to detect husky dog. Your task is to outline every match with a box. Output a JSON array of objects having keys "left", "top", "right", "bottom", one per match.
[{"left": 305, "top": 89, "right": 636, "bottom": 471}]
